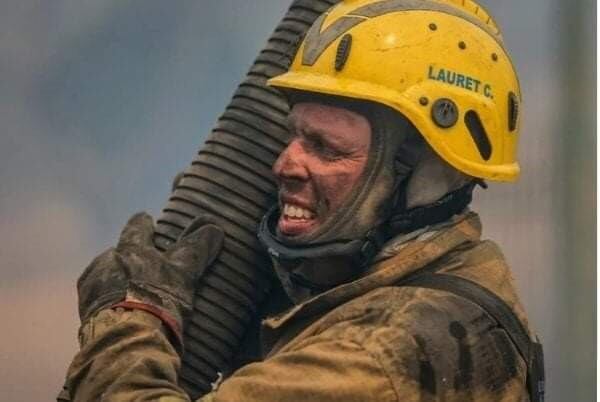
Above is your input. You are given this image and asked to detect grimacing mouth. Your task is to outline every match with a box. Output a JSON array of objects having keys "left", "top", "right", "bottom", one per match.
[
  {"left": 281, "top": 203, "right": 315, "bottom": 220},
  {"left": 277, "top": 194, "right": 325, "bottom": 237}
]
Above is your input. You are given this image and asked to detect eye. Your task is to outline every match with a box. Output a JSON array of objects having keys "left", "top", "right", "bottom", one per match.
[
  {"left": 307, "top": 135, "right": 343, "bottom": 160},
  {"left": 310, "top": 136, "right": 325, "bottom": 151}
]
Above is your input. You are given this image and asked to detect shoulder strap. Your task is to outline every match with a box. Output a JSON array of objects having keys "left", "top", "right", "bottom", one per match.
[{"left": 400, "top": 273, "right": 545, "bottom": 402}]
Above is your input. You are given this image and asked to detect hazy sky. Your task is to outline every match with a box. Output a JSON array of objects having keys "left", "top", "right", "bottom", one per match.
[{"left": 0, "top": 1, "right": 594, "bottom": 401}]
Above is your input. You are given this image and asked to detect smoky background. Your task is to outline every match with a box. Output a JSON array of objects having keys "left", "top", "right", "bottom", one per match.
[{"left": 0, "top": 1, "right": 595, "bottom": 401}]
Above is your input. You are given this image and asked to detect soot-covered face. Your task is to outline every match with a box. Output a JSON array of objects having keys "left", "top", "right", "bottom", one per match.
[{"left": 273, "top": 102, "right": 371, "bottom": 238}]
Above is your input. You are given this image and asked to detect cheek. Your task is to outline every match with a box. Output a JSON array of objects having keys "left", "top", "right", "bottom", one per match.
[{"left": 311, "top": 158, "right": 368, "bottom": 207}]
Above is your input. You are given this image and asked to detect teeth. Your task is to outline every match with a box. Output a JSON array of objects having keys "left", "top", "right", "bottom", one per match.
[{"left": 283, "top": 204, "right": 314, "bottom": 220}]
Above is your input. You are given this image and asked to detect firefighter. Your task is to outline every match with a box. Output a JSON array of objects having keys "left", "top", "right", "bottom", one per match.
[{"left": 59, "top": 1, "right": 544, "bottom": 401}]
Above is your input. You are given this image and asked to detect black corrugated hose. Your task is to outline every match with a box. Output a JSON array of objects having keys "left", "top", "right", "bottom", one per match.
[{"left": 153, "top": 0, "right": 340, "bottom": 398}]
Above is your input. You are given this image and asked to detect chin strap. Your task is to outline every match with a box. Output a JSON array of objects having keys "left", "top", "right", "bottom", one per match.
[
  {"left": 350, "top": 181, "right": 478, "bottom": 266},
  {"left": 258, "top": 207, "right": 390, "bottom": 296},
  {"left": 388, "top": 181, "right": 478, "bottom": 235}
]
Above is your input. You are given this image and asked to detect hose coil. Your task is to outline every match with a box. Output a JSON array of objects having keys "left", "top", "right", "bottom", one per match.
[{"left": 153, "top": 1, "right": 340, "bottom": 398}]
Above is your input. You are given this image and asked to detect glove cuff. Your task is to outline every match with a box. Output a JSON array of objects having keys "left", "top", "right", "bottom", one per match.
[{"left": 111, "top": 300, "right": 183, "bottom": 350}]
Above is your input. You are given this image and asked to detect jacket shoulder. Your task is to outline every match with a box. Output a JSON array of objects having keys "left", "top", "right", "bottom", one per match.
[
  {"left": 344, "top": 285, "right": 529, "bottom": 401},
  {"left": 438, "top": 239, "right": 535, "bottom": 338}
]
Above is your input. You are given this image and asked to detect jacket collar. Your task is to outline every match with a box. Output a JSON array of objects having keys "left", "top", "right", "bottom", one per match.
[{"left": 263, "top": 211, "right": 482, "bottom": 331}]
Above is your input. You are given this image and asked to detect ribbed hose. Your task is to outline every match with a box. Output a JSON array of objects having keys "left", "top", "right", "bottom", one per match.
[{"left": 153, "top": 0, "right": 339, "bottom": 398}]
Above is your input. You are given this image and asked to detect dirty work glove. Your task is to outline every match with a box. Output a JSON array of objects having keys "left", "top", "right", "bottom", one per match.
[{"left": 77, "top": 212, "right": 224, "bottom": 346}]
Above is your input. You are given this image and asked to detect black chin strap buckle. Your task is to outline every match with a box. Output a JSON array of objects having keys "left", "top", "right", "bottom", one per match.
[{"left": 358, "top": 227, "right": 388, "bottom": 268}]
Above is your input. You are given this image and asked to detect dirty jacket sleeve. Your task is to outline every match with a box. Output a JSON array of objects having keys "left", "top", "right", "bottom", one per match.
[
  {"left": 62, "top": 309, "right": 403, "bottom": 402},
  {"left": 203, "top": 336, "right": 398, "bottom": 402},
  {"left": 64, "top": 304, "right": 511, "bottom": 402},
  {"left": 61, "top": 308, "right": 192, "bottom": 402}
]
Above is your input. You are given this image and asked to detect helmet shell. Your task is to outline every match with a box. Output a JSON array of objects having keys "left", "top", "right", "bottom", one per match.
[{"left": 269, "top": 0, "right": 522, "bottom": 181}]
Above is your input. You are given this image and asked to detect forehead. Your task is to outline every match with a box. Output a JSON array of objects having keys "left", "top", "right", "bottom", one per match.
[{"left": 289, "top": 102, "right": 370, "bottom": 131}]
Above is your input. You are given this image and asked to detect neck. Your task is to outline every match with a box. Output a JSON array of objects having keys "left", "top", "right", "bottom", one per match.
[
  {"left": 273, "top": 255, "right": 363, "bottom": 304},
  {"left": 293, "top": 255, "right": 362, "bottom": 286}
]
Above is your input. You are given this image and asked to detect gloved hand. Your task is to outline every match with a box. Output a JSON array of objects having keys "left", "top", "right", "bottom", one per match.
[{"left": 77, "top": 212, "right": 224, "bottom": 345}]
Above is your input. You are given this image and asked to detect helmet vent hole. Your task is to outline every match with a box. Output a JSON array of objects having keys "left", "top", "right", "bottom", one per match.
[
  {"left": 335, "top": 34, "right": 352, "bottom": 71},
  {"left": 459, "top": 41, "right": 467, "bottom": 50},
  {"left": 508, "top": 92, "right": 519, "bottom": 131},
  {"left": 429, "top": 23, "right": 438, "bottom": 31},
  {"left": 465, "top": 110, "right": 492, "bottom": 160}
]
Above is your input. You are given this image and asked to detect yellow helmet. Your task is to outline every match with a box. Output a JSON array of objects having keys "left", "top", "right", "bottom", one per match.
[{"left": 268, "top": 0, "right": 522, "bottom": 181}]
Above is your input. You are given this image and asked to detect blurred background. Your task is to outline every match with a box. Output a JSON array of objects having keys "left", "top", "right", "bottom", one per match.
[{"left": 0, "top": 0, "right": 595, "bottom": 400}]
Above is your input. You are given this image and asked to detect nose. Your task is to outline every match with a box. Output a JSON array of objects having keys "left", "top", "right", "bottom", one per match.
[{"left": 273, "top": 139, "right": 310, "bottom": 182}]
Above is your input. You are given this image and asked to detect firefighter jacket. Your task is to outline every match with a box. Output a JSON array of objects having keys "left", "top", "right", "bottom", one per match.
[{"left": 59, "top": 211, "right": 534, "bottom": 402}]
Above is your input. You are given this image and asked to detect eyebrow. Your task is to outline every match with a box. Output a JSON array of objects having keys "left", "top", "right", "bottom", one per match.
[
  {"left": 286, "top": 112, "right": 358, "bottom": 153},
  {"left": 287, "top": 114, "right": 330, "bottom": 139}
]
